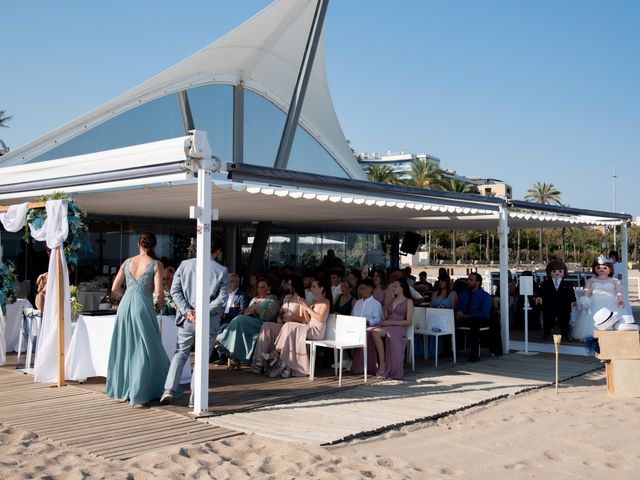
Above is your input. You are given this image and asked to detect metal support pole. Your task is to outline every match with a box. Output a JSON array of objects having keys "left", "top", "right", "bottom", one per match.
[
  {"left": 177, "top": 91, "right": 195, "bottom": 133},
  {"left": 233, "top": 84, "right": 244, "bottom": 164},
  {"left": 621, "top": 221, "right": 629, "bottom": 305},
  {"left": 193, "top": 165, "right": 212, "bottom": 414},
  {"left": 274, "top": 0, "right": 329, "bottom": 169},
  {"left": 498, "top": 206, "right": 509, "bottom": 353}
]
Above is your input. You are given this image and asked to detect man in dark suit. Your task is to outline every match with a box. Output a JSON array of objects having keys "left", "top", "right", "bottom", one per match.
[
  {"left": 213, "top": 273, "right": 249, "bottom": 365},
  {"left": 536, "top": 260, "right": 577, "bottom": 340}
]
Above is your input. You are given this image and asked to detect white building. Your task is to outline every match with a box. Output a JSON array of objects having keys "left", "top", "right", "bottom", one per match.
[{"left": 358, "top": 151, "right": 441, "bottom": 180}]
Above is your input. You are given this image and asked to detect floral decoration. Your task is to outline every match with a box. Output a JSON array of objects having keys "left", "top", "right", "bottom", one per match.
[
  {"left": 0, "top": 261, "right": 18, "bottom": 311},
  {"left": 69, "top": 284, "right": 83, "bottom": 316},
  {"left": 23, "top": 192, "right": 90, "bottom": 265},
  {"left": 158, "top": 290, "right": 177, "bottom": 316}
]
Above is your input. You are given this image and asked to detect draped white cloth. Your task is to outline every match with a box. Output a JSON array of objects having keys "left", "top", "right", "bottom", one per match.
[
  {"left": 0, "top": 202, "right": 29, "bottom": 262},
  {"left": 33, "top": 200, "right": 72, "bottom": 383}
]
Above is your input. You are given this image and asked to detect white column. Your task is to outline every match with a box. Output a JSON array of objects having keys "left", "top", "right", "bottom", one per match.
[
  {"left": 621, "top": 221, "right": 629, "bottom": 306},
  {"left": 193, "top": 165, "right": 212, "bottom": 414},
  {"left": 498, "top": 206, "right": 510, "bottom": 353}
]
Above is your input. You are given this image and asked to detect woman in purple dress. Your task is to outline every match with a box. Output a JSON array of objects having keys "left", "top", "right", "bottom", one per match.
[{"left": 369, "top": 278, "right": 414, "bottom": 379}]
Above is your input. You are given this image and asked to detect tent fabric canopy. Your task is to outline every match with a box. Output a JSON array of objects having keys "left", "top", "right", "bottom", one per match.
[{"left": 1, "top": 0, "right": 363, "bottom": 180}]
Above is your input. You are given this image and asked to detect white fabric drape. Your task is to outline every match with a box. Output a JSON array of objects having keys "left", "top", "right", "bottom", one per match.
[
  {"left": 0, "top": 202, "right": 29, "bottom": 263},
  {"left": 33, "top": 200, "right": 72, "bottom": 383}
]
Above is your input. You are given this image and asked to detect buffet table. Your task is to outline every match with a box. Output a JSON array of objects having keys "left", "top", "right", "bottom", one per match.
[{"left": 65, "top": 314, "right": 190, "bottom": 383}]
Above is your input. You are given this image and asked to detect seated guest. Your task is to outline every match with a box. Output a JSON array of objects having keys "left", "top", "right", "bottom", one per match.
[
  {"left": 385, "top": 268, "right": 424, "bottom": 307},
  {"left": 215, "top": 280, "right": 279, "bottom": 368},
  {"left": 249, "top": 276, "right": 306, "bottom": 373},
  {"left": 370, "top": 278, "right": 414, "bottom": 379},
  {"left": 369, "top": 268, "right": 387, "bottom": 305},
  {"left": 302, "top": 271, "right": 315, "bottom": 305},
  {"left": 346, "top": 268, "right": 361, "bottom": 288},
  {"left": 455, "top": 273, "right": 492, "bottom": 362},
  {"left": 163, "top": 266, "right": 176, "bottom": 291},
  {"left": 269, "top": 278, "right": 332, "bottom": 378},
  {"left": 413, "top": 271, "right": 433, "bottom": 297},
  {"left": 35, "top": 272, "right": 48, "bottom": 311},
  {"left": 334, "top": 278, "right": 355, "bottom": 315},
  {"left": 329, "top": 269, "right": 344, "bottom": 304},
  {"left": 350, "top": 278, "right": 384, "bottom": 376},
  {"left": 430, "top": 275, "right": 458, "bottom": 310},
  {"left": 245, "top": 273, "right": 259, "bottom": 299},
  {"left": 214, "top": 273, "right": 250, "bottom": 365}
]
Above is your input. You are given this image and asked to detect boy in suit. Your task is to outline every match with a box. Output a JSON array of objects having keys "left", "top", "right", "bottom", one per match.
[{"left": 536, "top": 260, "right": 576, "bottom": 340}]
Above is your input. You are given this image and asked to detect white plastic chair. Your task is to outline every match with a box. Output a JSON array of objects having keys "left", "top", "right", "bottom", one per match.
[
  {"left": 457, "top": 324, "right": 490, "bottom": 358},
  {"left": 405, "top": 318, "right": 415, "bottom": 372},
  {"left": 308, "top": 314, "right": 367, "bottom": 387},
  {"left": 424, "top": 308, "right": 456, "bottom": 367}
]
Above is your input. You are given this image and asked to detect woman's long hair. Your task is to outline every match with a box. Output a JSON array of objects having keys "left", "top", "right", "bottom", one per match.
[{"left": 139, "top": 232, "right": 158, "bottom": 260}]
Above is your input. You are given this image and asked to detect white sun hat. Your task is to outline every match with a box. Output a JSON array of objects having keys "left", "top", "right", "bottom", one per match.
[{"left": 593, "top": 307, "right": 620, "bottom": 330}]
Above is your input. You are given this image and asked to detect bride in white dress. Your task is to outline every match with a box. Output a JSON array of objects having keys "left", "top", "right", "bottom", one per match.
[{"left": 571, "top": 258, "right": 625, "bottom": 341}]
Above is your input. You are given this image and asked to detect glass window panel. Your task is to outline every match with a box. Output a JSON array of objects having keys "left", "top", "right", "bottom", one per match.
[
  {"left": 243, "top": 90, "right": 285, "bottom": 167},
  {"left": 187, "top": 84, "right": 233, "bottom": 165},
  {"left": 30, "top": 95, "right": 184, "bottom": 162},
  {"left": 288, "top": 126, "right": 348, "bottom": 177}
]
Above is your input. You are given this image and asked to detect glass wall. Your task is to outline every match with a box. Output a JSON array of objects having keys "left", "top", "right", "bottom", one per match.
[
  {"left": 243, "top": 90, "right": 286, "bottom": 167},
  {"left": 187, "top": 84, "right": 233, "bottom": 165},
  {"left": 30, "top": 95, "right": 185, "bottom": 163}
]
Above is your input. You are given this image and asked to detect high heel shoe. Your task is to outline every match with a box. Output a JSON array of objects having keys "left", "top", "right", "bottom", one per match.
[
  {"left": 269, "top": 359, "right": 286, "bottom": 378},
  {"left": 226, "top": 357, "right": 241, "bottom": 370}
]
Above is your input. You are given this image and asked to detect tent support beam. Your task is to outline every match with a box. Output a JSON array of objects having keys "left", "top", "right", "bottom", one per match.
[
  {"left": 177, "top": 91, "right": 195, "bottom": 133},
  {"left": 621, "top": 222, "right": 629, "bottom": 305},
  {"left": 274, "top": 0, "right": 328, "bottom": 169},
  {"left": 233, "top": 84, "right": 244, "bottom": 164},
  {"left": 498, "top": 205, "right": 509, "bottom": 353}
]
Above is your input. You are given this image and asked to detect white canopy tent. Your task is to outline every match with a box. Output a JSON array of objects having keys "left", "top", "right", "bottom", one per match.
[{"left": 0, "top": 132, "right": 631, "bottom": 413}]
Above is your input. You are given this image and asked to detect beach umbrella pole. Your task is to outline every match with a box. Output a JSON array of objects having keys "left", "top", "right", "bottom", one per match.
[{"left": 553, "top": 334, "right": 561, "bottom": 393}]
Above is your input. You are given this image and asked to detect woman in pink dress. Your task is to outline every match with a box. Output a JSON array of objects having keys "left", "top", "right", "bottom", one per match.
[
  {"left": 271, "top": 278, "right": 332, "bottom": 377},
  {"left": 249, "top": 276, "right": 306, "bottom": 373},
  {"left": 370, "top": 269, "right": 387, "bottom": 305},
  {"left": 369, "top": 278, "right": 414, "bottom": 379}
]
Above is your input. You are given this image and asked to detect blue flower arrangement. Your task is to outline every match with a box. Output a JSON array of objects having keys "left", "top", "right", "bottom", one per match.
[
  {"left": 0, "top": 261, "right": 18, "bottom": 312},
  {"left": 23, "top": 192, "right": 90, "bottom": 266}
]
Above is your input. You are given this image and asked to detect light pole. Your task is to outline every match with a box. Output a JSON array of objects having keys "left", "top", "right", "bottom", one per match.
[{"left": 613, "top": 165, "right": 617, "bottom": 250}]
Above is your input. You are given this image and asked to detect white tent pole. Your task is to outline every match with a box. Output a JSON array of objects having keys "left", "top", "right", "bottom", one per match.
[
  {"left": 193, "top": 164, "right": 212, "bottom": 415},
  {"left": 498, "top": 205, "right": 510, "bottom": 353},
  {"left": 621, "top": 221, "right": 629, "bottom": 306}
]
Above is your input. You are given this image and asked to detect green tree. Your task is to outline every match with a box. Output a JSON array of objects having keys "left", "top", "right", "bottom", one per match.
[
  {"left": 405, "top": 159, "right": 445, "bottom": 190},
  {"left": 445, "top": 178, "right": 478, "bottom": 194},
  {"left": 365, "top": 164, "right": 400, "bottom": 184},
  {"left": 524, "top": 182, "right": 562, "bottom": 263},
  {"left": 0, "top": 110, "right": 12, "bottom": 153}
]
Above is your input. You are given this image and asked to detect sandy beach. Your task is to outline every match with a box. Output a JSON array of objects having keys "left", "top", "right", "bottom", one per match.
[{"left": 1, "top": 370, "right": 638, "bottom": 479}]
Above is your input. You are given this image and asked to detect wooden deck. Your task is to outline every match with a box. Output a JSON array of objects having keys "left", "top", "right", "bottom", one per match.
[
  {"left": 202, "top": 353, "right": 603, "bottom": 445},
  {"left": 0, "top": 363, "right": 240, "bottom": 461}
]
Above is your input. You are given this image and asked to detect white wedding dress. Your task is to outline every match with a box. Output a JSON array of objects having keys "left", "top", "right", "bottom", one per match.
[{"left": 571, "top": 278, "right": 627, "bottom": 341}]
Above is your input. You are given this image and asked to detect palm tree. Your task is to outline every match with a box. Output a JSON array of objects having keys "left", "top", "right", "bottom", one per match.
[
  {"left": 405, "top": 159, "right": 445, "bottom": 190},
  {"left": 0, "top": 110, "right": 11, "bottom": 128},
  {"left": 365, "top": 164, "right": 400, "bottom": 185},
  {"left": 446, "top": 178, "right": 477, "bottom": 194},
  {"left": 524, "top": 182, "right": 562, "bottom": 263}
]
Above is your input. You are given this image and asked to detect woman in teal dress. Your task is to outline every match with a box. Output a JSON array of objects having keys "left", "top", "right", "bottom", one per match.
[
  {"left": 216, "top": 280, "right": 280, "bottom": 367},
  {"left": 106, "top": 232, "right": 170, "bottom": 405},
  {"left": 430, "top": 275, "right": 458, "bottom": 310}
]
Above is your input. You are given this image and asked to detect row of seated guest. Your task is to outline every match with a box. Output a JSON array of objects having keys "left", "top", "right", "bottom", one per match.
[
  {"left": 250, "top": 276, "right": 332, "bottom": 377},
  {"left": 350, "top": 277, "right": 413, "bottom": 379}
]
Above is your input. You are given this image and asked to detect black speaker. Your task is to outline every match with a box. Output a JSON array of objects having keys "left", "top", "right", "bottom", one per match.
[{"left": 400, "top": 231, "right": 421, "bottom": 255}]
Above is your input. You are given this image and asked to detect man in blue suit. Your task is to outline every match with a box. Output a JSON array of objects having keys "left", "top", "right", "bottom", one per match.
[
  {"left": 161, "top": 236, "right": 228, "bottom": 406},
  {"left": 455, "top": 272, "right": 492, "bottom": 362}
]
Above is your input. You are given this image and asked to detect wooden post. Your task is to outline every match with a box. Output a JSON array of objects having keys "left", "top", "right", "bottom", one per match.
[
  {"left": 553, "top": 334, "right": 561, "bottom": 393},
  {"left": 55, "top": 247, "right": 65, "bottom": 387}
]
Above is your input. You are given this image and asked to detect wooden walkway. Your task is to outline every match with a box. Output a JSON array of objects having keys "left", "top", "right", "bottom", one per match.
[
  {"left": 0, "top": 367, "right": 240, "bottom": 461},
  {"left": 203, "top": 353, "right": 603, "bottom": 445}
]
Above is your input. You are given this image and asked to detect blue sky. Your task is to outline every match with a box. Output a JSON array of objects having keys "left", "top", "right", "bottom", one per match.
[{"left": 2, "top": 0, "right": 638, "bottom": 216}]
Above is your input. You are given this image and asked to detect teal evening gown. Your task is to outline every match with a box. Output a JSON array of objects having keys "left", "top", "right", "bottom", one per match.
[{"left": 106, "top": 259, "right": 170, "bottom": 404}]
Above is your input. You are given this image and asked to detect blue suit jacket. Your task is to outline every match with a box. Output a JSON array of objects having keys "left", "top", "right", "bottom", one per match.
[
  {"left": 170, "top": 257, "right": 228, "bottom": 331},
  {"left": 222, "top": 289, "right": 250, "bottom": 324}
]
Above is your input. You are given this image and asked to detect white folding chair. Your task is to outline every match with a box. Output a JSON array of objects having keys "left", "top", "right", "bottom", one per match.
[
  {"left": 308, "top": 314, "right": 367, "bottom": 387},
  {"left": 405, "top": 318, "right": 415, "bottom": 372},
  {"left": 457, "top": 325, "right": 490, "bottom": 358},
  {"left": 424, "top": 308, "right": 456, "bottom": 367},
  {"left": 306, "top": 313, "right": 336, "bottom": 380}
]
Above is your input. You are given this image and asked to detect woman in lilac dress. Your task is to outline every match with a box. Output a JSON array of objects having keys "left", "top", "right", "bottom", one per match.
[{"left": 369, "top": 278, "right": 414, "bottom": 379}]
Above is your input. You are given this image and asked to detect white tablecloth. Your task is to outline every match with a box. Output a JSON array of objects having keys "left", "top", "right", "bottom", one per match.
[
  {"left": 77, "top": 289, "right": 108, "bottom": 312},
  {"left": 65, "top": 314, "right": 190, "bottom": 383},
  {"left": 4, "top": 298, "right": 32, "bottom": 352}
]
